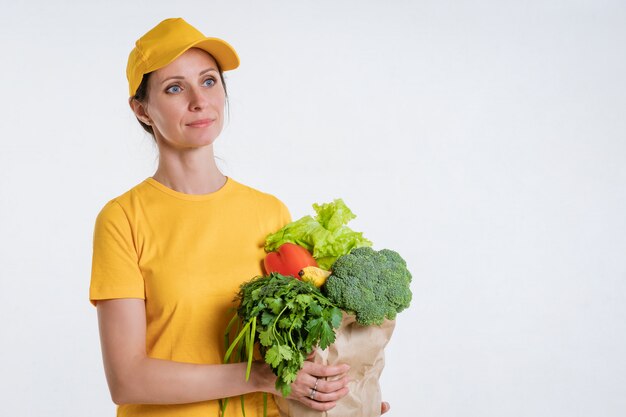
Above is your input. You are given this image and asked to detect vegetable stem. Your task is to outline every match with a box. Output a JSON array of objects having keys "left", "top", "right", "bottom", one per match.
[
  {"left": 246, "top": 317, "right": 256, "bottom": 380},
  {"left": 224, "top": 321, "right": 250, "bottom": 364}
]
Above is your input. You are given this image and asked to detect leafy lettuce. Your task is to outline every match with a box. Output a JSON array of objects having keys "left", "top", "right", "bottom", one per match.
[{"left": 265, "top": 199, "right": 372, "bottom": 270}]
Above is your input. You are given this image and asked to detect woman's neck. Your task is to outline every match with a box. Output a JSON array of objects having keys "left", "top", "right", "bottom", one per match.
[{"left": 152, "top": 145, "right": 226, "bottom": 195}]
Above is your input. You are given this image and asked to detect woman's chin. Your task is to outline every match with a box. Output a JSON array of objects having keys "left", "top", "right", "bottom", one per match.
[{"left": 156, "top": 135, "right": 219, "bottom": 151}]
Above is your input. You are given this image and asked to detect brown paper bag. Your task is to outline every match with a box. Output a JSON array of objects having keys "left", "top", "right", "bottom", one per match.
[{"left": 274, "top": 313, "right": 396, "bottom": 417}]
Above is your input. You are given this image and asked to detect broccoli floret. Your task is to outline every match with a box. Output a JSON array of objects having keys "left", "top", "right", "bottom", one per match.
[{"left": 324, "top": 247, "right": 412, "bottom": 326}]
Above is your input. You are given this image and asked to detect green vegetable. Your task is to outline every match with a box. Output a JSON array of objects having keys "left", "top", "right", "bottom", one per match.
[
  {"left": 265, "top": 199, "right": 372, "bottom": 270},
  {"left": 324, "top": 247, "right": 412, "bottom": 326},
  {"left": 224, "top": 273, "right": 342, "bottom": 399}
]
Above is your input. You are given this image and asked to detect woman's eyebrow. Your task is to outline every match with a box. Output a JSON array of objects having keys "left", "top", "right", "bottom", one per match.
[
  {"left": 161, "top": 76, "right": 184, "bottom": 84},
  {"left": 199, "top": 67, "right": 218, "bottom": 76}
]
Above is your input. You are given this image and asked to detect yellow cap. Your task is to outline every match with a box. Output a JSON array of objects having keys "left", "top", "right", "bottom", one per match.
[{"left": 126, "top": 18, "right": 240, "bottom": 96}]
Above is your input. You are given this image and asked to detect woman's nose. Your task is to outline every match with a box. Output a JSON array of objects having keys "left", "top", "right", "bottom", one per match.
[{"left": 188, "top": 87, "right": 209, "bottom": 111}]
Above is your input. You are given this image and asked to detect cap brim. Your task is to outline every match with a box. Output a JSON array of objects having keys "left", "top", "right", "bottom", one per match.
[
  {"left": 152, "top": 37, "right": 240, "bottom": 74},
  {"left": 191, "top": 38, "right": 240, "bottom": 71}
]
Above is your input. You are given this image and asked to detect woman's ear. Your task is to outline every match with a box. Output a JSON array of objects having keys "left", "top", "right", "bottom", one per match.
[{"left": 128, "top": 97, "right": 152, "bottom": 125}]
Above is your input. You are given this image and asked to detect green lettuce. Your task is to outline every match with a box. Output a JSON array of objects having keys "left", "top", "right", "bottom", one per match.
[{"left": 265, "top": 199, "right": 372, "bottom": 270}]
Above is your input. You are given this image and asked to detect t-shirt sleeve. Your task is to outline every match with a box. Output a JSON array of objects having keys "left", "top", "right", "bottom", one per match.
[{"left": 89, "top": 200, "right": 145, "bottom": 306}]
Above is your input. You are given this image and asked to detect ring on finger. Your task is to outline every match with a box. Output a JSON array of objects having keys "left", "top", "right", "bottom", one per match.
[
  {"left": 313, "top": 377, "right": 319, "bottom": 391},
  {"left": 309, "top": 388, "right": 317, "bottom": 400}
]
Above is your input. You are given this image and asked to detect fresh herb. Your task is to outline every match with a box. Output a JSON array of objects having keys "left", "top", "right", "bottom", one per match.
[{"left": 223, "top": 273, "right": 342, "bottom": 400}]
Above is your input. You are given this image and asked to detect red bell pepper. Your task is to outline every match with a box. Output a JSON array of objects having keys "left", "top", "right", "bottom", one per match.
[{"left": 264, "top": 243, "right": 318, "bottom": 278}]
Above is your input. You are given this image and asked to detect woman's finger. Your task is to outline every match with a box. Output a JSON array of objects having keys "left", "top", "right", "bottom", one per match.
[
  {"left": 302, "top": 361, "right": 350, "bottom": 378},
  {"left": 297, "top": 397, "right": 338, "bottom": 412},
  {"left": 315, "top": 376, "right": 350, "bottom": 394},
  {"left": 305, "top": 385, "right": 349, "bottom": 403}
]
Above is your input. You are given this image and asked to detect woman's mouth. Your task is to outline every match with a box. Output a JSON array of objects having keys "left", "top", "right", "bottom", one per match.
[{"left": 186, "top": 118, "right": 214, "bottom": 128}]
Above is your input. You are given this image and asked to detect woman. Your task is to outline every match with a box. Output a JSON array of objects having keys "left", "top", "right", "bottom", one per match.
[{"left": 89, "top": 18, "right": 353, "bottom": 417}]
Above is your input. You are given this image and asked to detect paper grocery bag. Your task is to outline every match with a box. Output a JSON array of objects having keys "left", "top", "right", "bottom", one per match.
[{"left": 274, "top": 313, "right": 396, "bottom": 417}]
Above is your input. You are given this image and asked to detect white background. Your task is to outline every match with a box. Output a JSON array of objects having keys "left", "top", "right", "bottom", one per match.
[{"left": 1, "top": 0, "right": 625, "bottom": 416}]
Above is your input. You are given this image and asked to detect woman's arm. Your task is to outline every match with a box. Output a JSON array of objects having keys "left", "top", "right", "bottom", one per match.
[
  {"left": 97, "top": 298, "right": 259, "bottom": 404},
  {"left": 97, "top": 298, "right": 350, "bottom": 409}
]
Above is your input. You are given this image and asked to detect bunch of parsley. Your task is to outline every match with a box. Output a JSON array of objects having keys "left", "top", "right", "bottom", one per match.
[{"left": 223, "top": 272, "right": 342, "bottom": 412}]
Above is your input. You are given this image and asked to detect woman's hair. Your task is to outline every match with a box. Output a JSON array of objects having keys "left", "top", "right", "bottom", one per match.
[{"left": 132, "top": 54, "right": 229, "bottom": 136}]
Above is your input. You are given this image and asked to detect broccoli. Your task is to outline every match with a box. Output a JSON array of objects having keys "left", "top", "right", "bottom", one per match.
[{"left": 324, "top": 247, "right": 412, "bottom": 326}]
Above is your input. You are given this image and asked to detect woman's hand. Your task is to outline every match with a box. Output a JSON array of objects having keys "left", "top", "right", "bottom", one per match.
[
  {"left": 255, "top": 359, "right": 390, "bottom": 414},
  {"left": 287, "top": 361, "right": 350, "bottom": 411}
]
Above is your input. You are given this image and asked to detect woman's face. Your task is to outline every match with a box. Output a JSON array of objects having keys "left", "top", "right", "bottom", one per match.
[{"left": 137, "top": 48, "right": 226, "bottom": 149}]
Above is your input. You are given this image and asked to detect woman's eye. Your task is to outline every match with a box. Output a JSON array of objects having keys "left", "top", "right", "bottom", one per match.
[
  {"left": 166, "top": 85, "right": 182, "bottom": 94},
  {"left": 203, "top": 78, "right": 216, "bottom": 87}
]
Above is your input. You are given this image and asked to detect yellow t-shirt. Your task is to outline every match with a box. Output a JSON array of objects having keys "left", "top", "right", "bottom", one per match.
[{"left": 90, "top": 177, "right": 291, "bottom": 417}]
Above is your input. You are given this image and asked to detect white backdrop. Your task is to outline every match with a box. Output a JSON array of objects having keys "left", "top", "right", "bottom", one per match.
[{"left": 1, "top": 1, "right": 625, "bottom": 416}]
